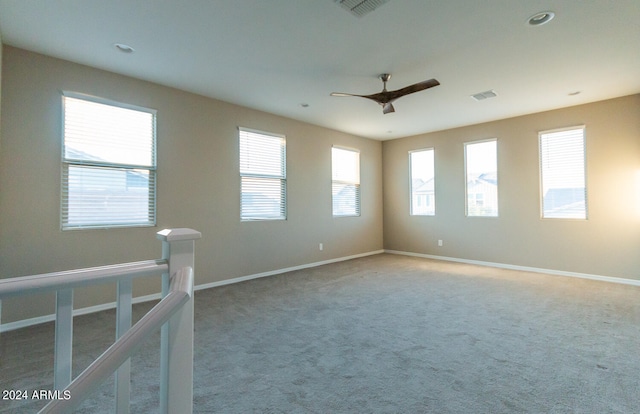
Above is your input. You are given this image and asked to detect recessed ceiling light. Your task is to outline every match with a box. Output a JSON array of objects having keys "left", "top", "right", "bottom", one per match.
[
  {"left": 114, "top": 43, "right": 135, "bottom": 53},
  {"left": 528, "top": 11, "right": 555, "bottom": 26}
]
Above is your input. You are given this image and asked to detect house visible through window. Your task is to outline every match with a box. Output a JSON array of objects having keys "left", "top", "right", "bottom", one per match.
[
  {"left": 62, "top": 93, "right": 156, "bottom": 230},
  {"left": 332, "top": 146, "right": 360, "bottom": 217},
  {"left": 539, "top": 126, "right": 586, "bottom": 219},
  {"left": 239, "top": 127, "right": 286, "bottom": 221},
  {"left": 410, "top": 148, "right": 435, "bottom": 216},
  {"left": 465, "top": 139, "right": 498, "bottom": 217}
]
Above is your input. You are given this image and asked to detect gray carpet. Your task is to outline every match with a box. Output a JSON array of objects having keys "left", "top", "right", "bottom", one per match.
[{"left": 1, "top": 254, "right": 640, "bottom": 413}]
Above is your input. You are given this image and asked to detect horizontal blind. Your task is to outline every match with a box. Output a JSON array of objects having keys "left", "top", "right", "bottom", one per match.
[
  {"left": 332, "top": 147, "right": 360, "bottom": 216},
  {"left": 539, "top": 127, "right": 586, "bottom": 219},
  {"left": 64, "top": 96, "right": 155, "bottom": 166},
  {"left": 239, "top": 128, "right": 286, "bottom": 220},
  {"left": 62, "top": 94, "right": 156, "bottom": 229}
]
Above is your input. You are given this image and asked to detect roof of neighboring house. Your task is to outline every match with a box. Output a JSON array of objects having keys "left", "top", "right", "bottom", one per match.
[{"left": 412, "top": 178, "right": 435, "bottom": 194}]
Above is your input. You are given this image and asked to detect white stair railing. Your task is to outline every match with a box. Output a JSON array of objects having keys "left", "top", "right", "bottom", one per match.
[
  {"left": 0, "top": 228, "right": 201, "bottom": 414},
  {"left": 40, "top": 266, "right": 194, "bottom": 413}
]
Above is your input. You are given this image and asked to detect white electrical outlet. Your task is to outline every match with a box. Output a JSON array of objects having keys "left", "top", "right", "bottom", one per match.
[
  {"left": 438, "top": 240, "right": 443, "bottom": 247},
  {"left": 319, "top": 243, "right": 323, "bottom": 251}
]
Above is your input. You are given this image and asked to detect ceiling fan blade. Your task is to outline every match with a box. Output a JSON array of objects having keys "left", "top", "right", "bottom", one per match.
[
  {"left": 330, "top": 75, "right": 439, "bottom": 113},
  {"left": 330, "top": 92, "right": 364, "bottom": 97},
  {"left": 360, "top": 79, "right": 439, "bottom": 105},
  {"left": 386, "top": 78, "right": 440, "bottom": 101}
]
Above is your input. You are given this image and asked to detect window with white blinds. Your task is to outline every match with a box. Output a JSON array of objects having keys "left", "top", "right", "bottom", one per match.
[
  {"left": 62, "top": 93, "right": 156, "bottom": 230},
  {"left": 539, "top": 126, "right": 587, "bottom": 219},
  {"left": 239, "top": 128, "right": 286, "bottom": 221},
  {"left": 332, "top": 146, "right": 360, "bottom": 217},
  {"left": 410, "top": 148, "right": 435, "bottom": 216}
]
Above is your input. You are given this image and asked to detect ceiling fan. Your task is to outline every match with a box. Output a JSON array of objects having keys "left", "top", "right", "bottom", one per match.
[{"left": 330, "top": 74, "right": 440, "bottom": 114}]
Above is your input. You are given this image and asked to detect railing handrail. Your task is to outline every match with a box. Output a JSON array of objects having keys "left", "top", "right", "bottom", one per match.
[
  {"left": 38, "top": 266, "right": 194, "bottom": 414},
  {"left": 0, "top": 259, "right": 168, "bottom": 299}
]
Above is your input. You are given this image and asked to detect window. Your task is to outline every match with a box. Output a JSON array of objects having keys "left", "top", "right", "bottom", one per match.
[
  {"left": 332, "top": 146, "right": 360, "bottom": 216},
  {"left": 539, "top": 126, "right": 586, "bottom": 219},
  {"left": 410, "top": 148, "right": 435, "bottom": 215},
  {"left": 465, "top": 139, "right": 498, "bottom": 217},
  {"left": 239, "top": 128, "right": 286, "bottom": 220},
  {"left": 62, "top": 93, "right": 156, "bottom": 230}
]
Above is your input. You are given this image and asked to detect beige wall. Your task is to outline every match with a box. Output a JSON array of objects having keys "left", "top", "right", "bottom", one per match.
[
  {"left": 2, "top": 45, "right": 638, "bottom": 326},
  {"left": 383, "top": 94, "right": 640, "bottom": 280},
  {"left": 0, "top": 33, "right": 3, "bottom": 151},
  {"left": 0, "top": 47, "right": 383, "bottom": 323}
]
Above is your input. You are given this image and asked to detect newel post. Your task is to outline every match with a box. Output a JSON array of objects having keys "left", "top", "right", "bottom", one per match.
[{"left": 156, "top": 228, "right": 202, "bottom": 414}]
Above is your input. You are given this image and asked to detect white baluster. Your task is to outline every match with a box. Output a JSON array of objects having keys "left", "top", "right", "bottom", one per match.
[
  {"left": 115, "top": 278, "right": 133, "bottom": 413},
  {"left": 54, "top": 288, "right": 74, "bottom": 390}
]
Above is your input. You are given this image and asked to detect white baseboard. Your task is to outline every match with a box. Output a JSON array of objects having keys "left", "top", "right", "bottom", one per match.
[
  {"left": 384, "top": 249, "right": 640, "bottom": 287},
  {"left": 0, "top": 249, "right": 384, "bottom": 333},
  {"left": 195, "top": 249, "right": 385, "bottom": 291}
]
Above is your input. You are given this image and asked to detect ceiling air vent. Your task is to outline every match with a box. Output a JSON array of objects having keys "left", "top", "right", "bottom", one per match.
[
  {"left": 471, "top": 90, "right": 498, "bottom": 101},
  {"left": 335, "top": 0, "right": 391, "bottom": 17}
]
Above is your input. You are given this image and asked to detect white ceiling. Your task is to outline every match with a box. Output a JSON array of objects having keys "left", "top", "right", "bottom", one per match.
[{"left": 0, "top": 0, "right": 638, "bottom": 140}]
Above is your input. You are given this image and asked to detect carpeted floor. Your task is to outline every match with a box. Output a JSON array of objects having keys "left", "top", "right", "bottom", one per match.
[{"left": 1, "top": 253, "right": 640, "bottom": 413}]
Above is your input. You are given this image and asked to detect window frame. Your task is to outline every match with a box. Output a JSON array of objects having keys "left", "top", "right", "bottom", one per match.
[
  {"left": 409, "top": 148, "right": 435, "bottom": 216},
  {"left": 538, "top": 125, "right": 587, "bottom": 220},
  {"left": 61, "top": 92, "right": 157, "bottom": 230},
  {"left": 332, "top": 146, "right": 361, "bottom": 217},
  {"left": 239, "top": 127, "right": 287, "bottom": 221},
  {"left": 464, "top": 138, "right": 499, "bottom": 218}
]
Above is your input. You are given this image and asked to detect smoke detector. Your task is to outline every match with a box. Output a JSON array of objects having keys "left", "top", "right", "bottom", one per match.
[
  {"left": 335, "top": 0, "right": 391, "bottom": 17},
  {"left": 113, "top": 43, "right": 135, "bottom": 53}
]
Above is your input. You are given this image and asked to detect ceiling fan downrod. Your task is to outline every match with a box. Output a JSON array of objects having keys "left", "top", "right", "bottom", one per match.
[{"left": 380, "top": 73, "right": 391, "bottom": 91}]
